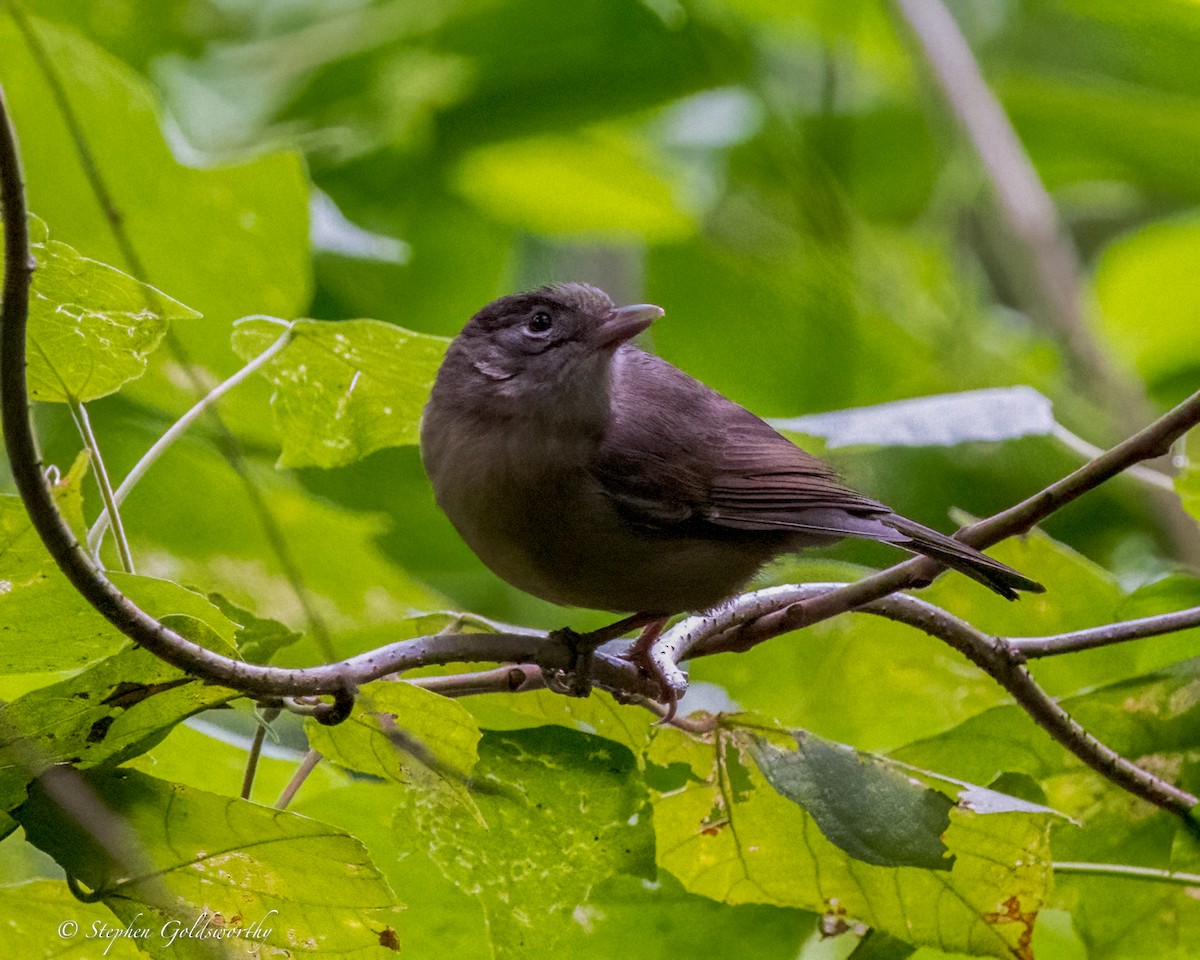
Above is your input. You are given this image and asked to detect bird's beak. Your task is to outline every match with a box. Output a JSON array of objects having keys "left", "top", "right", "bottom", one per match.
[{"left": 593, "top": 303, "right": 664, "bottom": 349}]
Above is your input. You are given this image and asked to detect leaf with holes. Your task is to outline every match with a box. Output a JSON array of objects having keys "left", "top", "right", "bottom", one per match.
[
  {"left": 16, "top": 769, "right": 404, "bottom": 955},
  {"left": 647, "top": 725, "right": 1055, "bottom": 958},
  {"left": 232, "top": 317, "right": 448, "bottom": 468},
  {"left": 5, "top": 218, "right": 201, "bottom": 403}
]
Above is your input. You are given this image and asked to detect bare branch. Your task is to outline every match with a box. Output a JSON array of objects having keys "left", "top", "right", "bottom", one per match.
[
  {"left": 1010, "top": 606, "right": 1200, "bottom": 658},
  {"left": 719, "top": 386, "right": 1200, "bottom": 652},
  {"left": 658, "top": 584, "right": 1198, "bottom": 816}
]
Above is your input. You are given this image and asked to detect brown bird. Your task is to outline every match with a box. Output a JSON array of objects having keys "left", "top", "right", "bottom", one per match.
[{"left": 421, "top": 283, "right": 1043, "bottom": 693}]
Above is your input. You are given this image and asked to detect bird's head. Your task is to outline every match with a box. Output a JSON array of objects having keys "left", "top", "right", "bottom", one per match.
[{"left": 433, "top": 282, "right": 663, "bottom": 421}]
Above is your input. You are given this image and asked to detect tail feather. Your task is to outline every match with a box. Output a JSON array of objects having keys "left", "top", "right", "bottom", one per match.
[{"left": 881, "top": 515, "right": 1045, "bottom": 601}]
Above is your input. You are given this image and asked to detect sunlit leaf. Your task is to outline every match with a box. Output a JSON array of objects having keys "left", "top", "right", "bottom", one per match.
[
  {"left": 232, "top": 317, "right": 449, "bottom": 469},
  {"left": 772, "top": 387, "right": 1056, "bottom": 449},
  {"left": 306, "top": 680, "right": 481, "bottom": 809},
  {"left": 454, "top": 131, "right": 697, "bottom": 241},
  {"left": 893, "top": 656, "right": 1200, "bottom": 960},
  {"left": 0, "top": 880, "right": 142, "bottom": 959},
  {"left": 1, "top": 220, "right": 200, "bottom": 403},
  {"left": 648, "top": 725, "right": 1054, "bottom": 958},
  {"left": 0, "top": 641, "right": 237, "bottom": 818},
  {"left": 17, "top": 769, "right": 404, "bottom": 956},
  {"left": 394, "top": 726, "right": 654, "bottom": 958}
]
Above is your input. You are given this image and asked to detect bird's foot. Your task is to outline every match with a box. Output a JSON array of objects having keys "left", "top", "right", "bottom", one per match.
[
  {"left": 623, "top": 617, "right": 680, "bottom": 720},
  {"left": 545, "top": 626, "right": 596, "bottom": 698}
]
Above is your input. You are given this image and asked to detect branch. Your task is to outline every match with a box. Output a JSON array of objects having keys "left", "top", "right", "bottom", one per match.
[
  {"left": 716, "top": 385, "right": 1200, "bottom": 651},
  {"left": 87, "top": 319, "right": 295, "bottom": 557},
  {"left": 8, "top": 7, "right": 343, "bottom": 659},
  {"left": 655, "top": 584, "right": 1198, "bottom": 816},
  {"left": 890, "top": 0, "right": 1147, "bottom": 430},
  {"left": 1009, "top": 605, "right": 1200, "bottom": 658},
  {"left": 1052, "top": 861, "right": 1200, "bottom": 887}
]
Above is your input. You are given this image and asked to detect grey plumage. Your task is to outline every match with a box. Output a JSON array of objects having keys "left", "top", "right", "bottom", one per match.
[{"left": 421, "top": 283, "right": 1044, "bottom": 616}]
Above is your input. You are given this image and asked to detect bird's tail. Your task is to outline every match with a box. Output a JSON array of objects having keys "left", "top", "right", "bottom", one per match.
[{"left": 882, "top": 515, "right": 1045, "bottom": 601}]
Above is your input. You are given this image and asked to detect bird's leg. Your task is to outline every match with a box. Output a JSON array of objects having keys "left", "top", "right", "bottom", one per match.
[
  {"left": 546, "top": 626, "right": 591, "bottom": 697},
  {"left": 546, "top": 613, "right": 661, "bottom": 698},
  {"left": 624, "top": 616, "right": 675, "bottom": 718}
]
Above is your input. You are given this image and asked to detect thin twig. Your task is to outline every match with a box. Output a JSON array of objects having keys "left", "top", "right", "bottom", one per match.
[
  {"left": 241, "top": 705, "right": 281, "bottom": 801},
  {"left": 275, "top": 749, "right": 322, "bottom": 810},
  {"left": 1050, "top": 423, "right": 1176, "bottom": 493},
  {"left": 87, "top": 320, "right": 294, "bottom": 556},
  {"left": 1010, "top": 606, "right": 1200, "bottom": 658},
  {"left": 1052, "top": 861, "right": 1200, "bottom": 887},
  {"left": 65, "top": 397, "right": 135, "bottom": 573}
]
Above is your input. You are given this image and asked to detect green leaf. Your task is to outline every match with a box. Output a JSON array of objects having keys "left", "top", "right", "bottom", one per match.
[
  {"left": 0, "top": 490, "right": 243, "bottom": 675},
  {"left": 453, "top": 131, "right": 697, "bottom": 241},
  {"left": 232, "top": 317, "right": 449, "bottom": 469},
  {"left": 1094, "top": 215, "right": 1200, "bottom": 389},
  {"left": 16, "top": 769, "right": 404, "bottom": 956},
  {"left": 394, "top": 726, "right": 654, "bottom": 958},
  {"left": 0, "top": 15, "right": 310, "bottom": 429},
  {"left": 306, "top": 681, "right": 481, "bottom": 808},
  {"left": 297, "top": 780, "right": 492, "bottom": 960},
  {"left": 0, "top": 642, "right": 237, "bottom": 818},
  {"left": 647, "top": 725, "right": 1054, "bottom": 958},
  {"left": 746, "top": 730, "right": 954, "bottom": 870},
  {"left": 893, "top": 657, "right": 1200, "bottom": 960},
  {"left": 204, "top": 593, "right": 302, "bottom": 665},
  {"left": 0, "top": 880, "right": 143, "bottom": 959},
  {"left": 12, "top": 220, "right": 201, "bottom": 403},
  {"left": 466, "top": 686, "right": 656, "bottom": 756}
]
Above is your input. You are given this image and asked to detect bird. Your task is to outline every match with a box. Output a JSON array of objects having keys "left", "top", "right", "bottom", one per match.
[{"left": 420, "top": 282, "right": 1044, "bottom": 699}]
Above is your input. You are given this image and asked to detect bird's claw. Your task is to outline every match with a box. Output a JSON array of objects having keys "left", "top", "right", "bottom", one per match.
[{"left": 544, "top": 626, "right": 595, "bottom": 698}]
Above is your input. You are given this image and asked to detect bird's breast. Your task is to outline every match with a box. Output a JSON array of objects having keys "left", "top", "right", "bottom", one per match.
[{"left": 422, "top": 415, "right": 771, "bottom": 614}]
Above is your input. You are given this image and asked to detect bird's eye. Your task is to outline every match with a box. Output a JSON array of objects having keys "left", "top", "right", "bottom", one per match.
[{"left": 525, "top": 310, "right": 553, "bottom": 335}]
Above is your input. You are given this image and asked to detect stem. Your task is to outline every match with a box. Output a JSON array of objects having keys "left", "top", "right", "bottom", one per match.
[
  {"left": 661, "top": 584, "right": 1198, "bottom": 817},
  {"left": 1052, "top": 861, "right": 1200, "bottom": 887},
  {"left": 1051, "top": 423, "right": 1176, "bottom": 493},
  {"left": 409, "top": 664, "right": 542, "bottom": 697},
  {"left": 240, "top": 705, "right": 281, "bottom": 801},
  {"left": 67, "top": 397, "right": 135, "bottom": 574},
  {"left": 87, "top": 321, "right": 294, "bottom": 556},
  {"left": 1011, "top": 606, "right": 1200, "bottom": 658},
  {"left": 275, "top": 749, "right": 321, "bottom": 810},
  {"left": 10, "top": 5, "right": 339, "bottom": 660}
]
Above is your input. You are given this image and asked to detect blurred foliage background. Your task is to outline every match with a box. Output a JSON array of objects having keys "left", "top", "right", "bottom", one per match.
[
  {"left": 8, "top": 0, "right": 1198, "bottom": 633},
  {"left": 2, "top": 1, "right": 1200, "bottom": 957}
]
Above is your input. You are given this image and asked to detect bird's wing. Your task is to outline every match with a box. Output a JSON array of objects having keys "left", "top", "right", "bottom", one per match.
[{"left": 592, "top": 348, "right": 901, "bottom": 541}]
